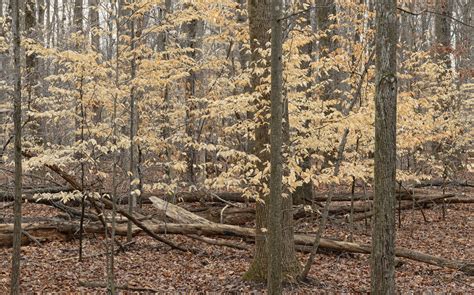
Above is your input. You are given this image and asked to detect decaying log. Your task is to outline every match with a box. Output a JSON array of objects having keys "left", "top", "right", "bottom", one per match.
[
  {"left": 0, "top": 223, "right": 75, "bottom": 247},
  {"left": 0, "top": 186, "right": 72, "bottom": 199},
  {"left": 100, "top": 198, "right": 187, "bottom": 252},
  {"left": 149, "top": 196, "right": 250, "bottom": 250},
  {"left": 149, "top": 196, "right": 213, "bottom": 224},
  {"left": 2, "top": 221, "right": 472, "bottom": 275},
  {"left": 414, "top": 179, "right": 473, "bottom": 188},
  {"left": 187, "top": 234, "right": 250, "bottom": 251},
  {"left": 350, "top": 194, "right": 460, "bottom": 222},
  {"left": 0, "top": 202, "right": 13, "bottom": 209}
]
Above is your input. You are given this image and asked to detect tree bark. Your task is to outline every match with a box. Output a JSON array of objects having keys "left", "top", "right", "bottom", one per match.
[
  {"left": 371, "top": 0, "right": 398, "bottom": 293},
  {"left": 10, "top": 0, "right": 22, "bottom": 291},
  {"left": 245, "top": 0, "right": 299, "bottom": 282},
  {"left": 434, "top": 0, "right": 453, "bottom": 69},
  {"left": 88, "top": 0, "right": 100, "bottom": 50},
  {"left": 244, "top": 0, "right": 272, "bottom": 282},
  {"left": 267, "top": 0, "right": 284, "bottom": 292}
]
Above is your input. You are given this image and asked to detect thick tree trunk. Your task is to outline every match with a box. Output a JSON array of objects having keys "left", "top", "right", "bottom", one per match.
[
  {"left": 245, "top": 0, "right": 299, "bottom": 282},
  {"left": 244, "top": 0, "right": 272, "bottom": 282},
  {"left": 371, "top": 0, "right": 398, "bottom": 294},
  {"left": 267, "top": 0, "right": 284, "bottom": 292},
  {"left": 183, "top": 3, "right": 202, "bottom": 184}
]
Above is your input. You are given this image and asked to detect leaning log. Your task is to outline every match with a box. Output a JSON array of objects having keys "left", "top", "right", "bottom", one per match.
[{"left": 149, "top": 196, "right": 213, "bottom": 224}]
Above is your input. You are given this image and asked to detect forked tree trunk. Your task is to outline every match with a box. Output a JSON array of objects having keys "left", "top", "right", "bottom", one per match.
[
  {"left": 244, "top": 0, "right": 299, "bottom": 283},
  {"left": 371, "top": 0, "right": 398, "bottom": 294}
]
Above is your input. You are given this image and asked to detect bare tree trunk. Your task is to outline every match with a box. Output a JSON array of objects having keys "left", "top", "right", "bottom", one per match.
[
  {"left": 25, "top": 0, "right": 39, "bottom": 142},
  {"left": 88, "top": 0, "right": 100, "bottom": 50},
  {"left": 292, "top": 0, "right": 313, "bottom": 205},
  {"left": 434, "top": 0, "right": 453, "bottom": 69},
  {"left": 127, "top": 0, "right": 138, "bottom": 242},
  {"left": 245, "top": 0, "right": 299, "bottom": 283},
  {"left": 183, "top": 3, "right": 202, "bottom": 184},
  {"left": 371, "top": 0, "right": 398, "bottom": 294},
  {"left": 244, "top": 0, "right": 272, "bottom": 282},
  {"left": 108, "top": 0, "right": 121, "bottom": 292},
  {"left": 73, "top": 0, "right": 83, "bottom": 34},
  {"left": 267, "top": 0, "right": 283, "bottom": 292},
  {"left": 52, "top": 0, "right": 58, "bottom": 47},
  {"left": 10, "top": 0, "right": 22, "bottom": 291}
]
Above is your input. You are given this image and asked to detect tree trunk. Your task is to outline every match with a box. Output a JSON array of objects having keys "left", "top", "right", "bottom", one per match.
[
  {"left": 292, "top": 0, "right": 313, "bottom": 205},
  {"left": 10, "top": 0, "right": 22, "bottom": 292},
  {"left": 434, "top": 0, "right": 452, "bottom": 69},
  {"left": 244, "top": 0, "right": 272, "bottom": 282},
  {"left": 183, "top": 3, "right": 202, "bottom": 184},
  {"left": 371, "top": 0, "right": 398, "bottom": 294},
  {"left": 88, "top": 0, "right": 100, "bottom": 50},
  {"left": 245, "top": 0, "right": 299, "bottom": 283},
  {"left": 267, "top": 0, "right": 283, "bottom": 292},
  {"left": 73, "top": 0, "right": 83, "bottom": 34},
  {"left": 128, "top": 0, "right": 138, "bottom": 242}
]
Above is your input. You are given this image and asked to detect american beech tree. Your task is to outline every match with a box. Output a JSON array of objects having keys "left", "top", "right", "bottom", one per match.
[
  {"left": 371, "top": 0, "right": 398, "bottom": 293},
  {"left": 0, "top": 0, "right": 472, "bottom": 291}
]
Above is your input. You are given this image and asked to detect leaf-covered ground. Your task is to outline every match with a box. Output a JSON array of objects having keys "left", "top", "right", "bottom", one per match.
[{"left": 0, "top": 186, "right": 472, "bottom": 293}]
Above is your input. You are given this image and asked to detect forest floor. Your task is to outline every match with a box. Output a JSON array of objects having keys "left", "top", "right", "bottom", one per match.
[{"left": 0, "top": 183, "right": 472, "bottom": 293}]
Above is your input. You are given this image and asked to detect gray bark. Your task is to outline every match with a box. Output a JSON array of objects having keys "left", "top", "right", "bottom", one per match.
[
  {"left": 88, "top": 0, "right": 100, "bottom": 50},
  {"left": 245, "top": 0, "right": 299, "bottom": 283},
  {"left": 73, "top": 0, "right": 83, "bottom": 34},
  {"left": 267, "top": 0, "right": 283, "bottom": 293},
  {"left": 292, "top": 0, "right": 313, "bottom": 205},
  {"left": 128, "top": 0, "right": 138, "bottom": 241},
  {"left": 434, "top": 0, "right": 453, "bottom": 69},
  {"left": 371, "top": 0, "right": 398, "bottom": 294},
  {"left": 244, "top": 0, "right": 272, "bottom": 282},
  {"left": 10, "top": 0, "right": 22, "bottom": 292}
]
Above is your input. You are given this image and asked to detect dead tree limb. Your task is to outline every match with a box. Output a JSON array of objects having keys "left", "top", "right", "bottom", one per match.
[{"left": 21, "top": 150, "right": 187, "bottom": 252}]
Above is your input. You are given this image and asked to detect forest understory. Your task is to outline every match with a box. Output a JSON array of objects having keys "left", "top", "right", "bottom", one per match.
[{"left": 1, "top": 179, "right": 472, "bottom": 293}]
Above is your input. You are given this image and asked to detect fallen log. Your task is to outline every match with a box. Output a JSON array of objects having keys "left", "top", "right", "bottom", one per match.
[
  {"left": 2, "top": 221, "right": 472, "bottom": 275},
  {"left": 350, "top": 194, "right": 459, "bottom": 222},
  {"left": 0, "top": 186, "right": 72, "bottom": 199},
  {"left": 0, "top": 223, "right": 75, "bottom": 247},
  {"left": 100, "top": 198, "right": 187, "bottom": 252},
  {"left": 149, "top": 196, "right": 250, "bottom": 250},
  {"left": 414, "top": 179, "right": 473, "bottom": 188},
  {"left": 149, "top": 196, "right": 213, "bottom": 224}
]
